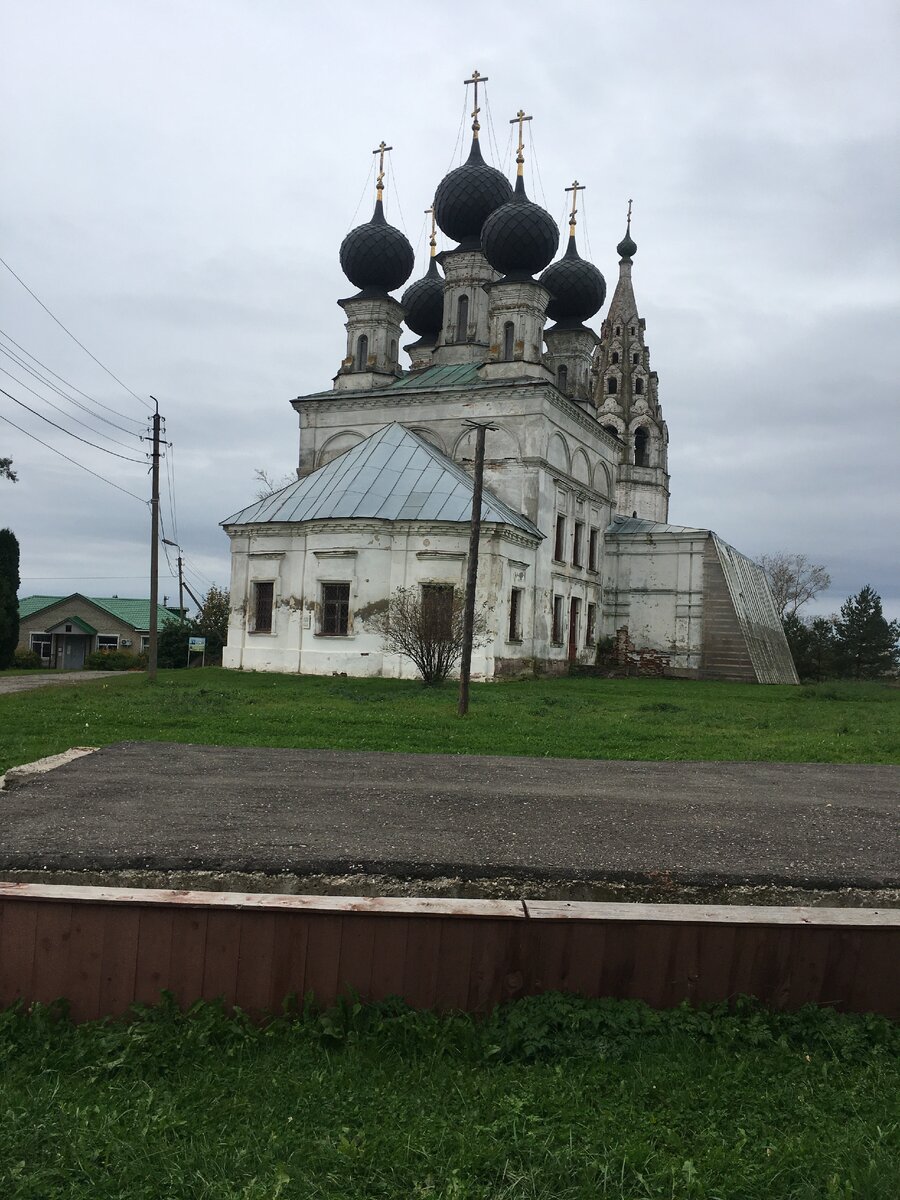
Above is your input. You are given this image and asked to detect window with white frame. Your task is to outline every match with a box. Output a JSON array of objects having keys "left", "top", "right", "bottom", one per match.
[
  {"left": 30, "top": 633, "right": 52, "bottom": 661},
  {"left": 97, "top": 635, "right": 119, "bottom": 652}
]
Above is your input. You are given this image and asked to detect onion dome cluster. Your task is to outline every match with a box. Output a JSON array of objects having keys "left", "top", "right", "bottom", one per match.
[
  {"left": 433, "top": 138, "right": 513, "bottom": 249},
  {"left": 481, "top": 175, "right": 559, "bottom": 280},
  {"left": 339, "top": 199, "right": 414, "bottom": 296},
  {"left": 540, "top": 232, "right": 606, "bottom": 327},
  {"left": 400, "top": 257, "right": 444, "bottom": 339}
]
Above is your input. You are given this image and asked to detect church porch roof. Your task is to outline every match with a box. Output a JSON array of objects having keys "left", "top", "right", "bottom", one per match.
[
  {"left": 222, "top": 422, "right": 543, "bottom": 539},
  {"left": 606, "top": 515, "right": 707, "bottom": 536}
]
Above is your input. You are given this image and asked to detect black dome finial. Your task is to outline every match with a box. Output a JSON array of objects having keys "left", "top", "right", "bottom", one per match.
[
  {"left": 617, "top": 198, "right": 637, "bottom": 260},
  {"left": 540, "top": 181, "right": 606, "bottom": 325},
  {"left": 434, "top": 77, "right": 512, "bottom": 249},
  {"left": 401, "top": 203, "right": 444, "bottom": 337},
  {"left": 480, "top": 112, "right": 559, "bottom": 279},
  {"left": 339, "top": 143, "right": 414, "bottom": 295}
]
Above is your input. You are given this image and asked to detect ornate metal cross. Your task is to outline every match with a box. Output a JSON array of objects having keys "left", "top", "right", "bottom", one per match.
[
  {"left": 510, "top": 109, "right": 532, "bottom": 171},
  {"left": 372, "top": 140, "right": 392, "bottom": 199},
  {"left": 464, "top": 69, "right": 488, "bottom": 136},
  {"left": 565, "top": 179, "right": 586, "bottom": 229}
]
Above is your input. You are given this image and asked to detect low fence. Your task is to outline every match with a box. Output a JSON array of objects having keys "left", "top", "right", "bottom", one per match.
[{"left": 0, "top": 883, "right": 897, "bottom": 1021}]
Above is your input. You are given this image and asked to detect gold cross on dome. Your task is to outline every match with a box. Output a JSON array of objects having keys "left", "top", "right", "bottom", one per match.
[
  {"left": 565, "top": 180, "right": 585, "bottom": 231},
  {"left": 626, "top": 197, "right": 633, "bottom": 231},
  {"left": 464, "top": 69, "right": 488, "bottom": 137},
  {"left": 510, "top": 109, "right": 532, "bottom": 174},
  {"left": 425, "top": 205, "right": 437, "bottom": 256},
  {"left": 372, "top": 140, "right": 392, "bottom": 200}
]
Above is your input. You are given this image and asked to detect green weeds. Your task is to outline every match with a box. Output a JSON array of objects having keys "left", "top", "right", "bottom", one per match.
[
  {"left": 1, "top": 671, "right": 898, "bottom": 773},
  {"left": 1, "top": 993, "right": 897, "bottom": 1198}
]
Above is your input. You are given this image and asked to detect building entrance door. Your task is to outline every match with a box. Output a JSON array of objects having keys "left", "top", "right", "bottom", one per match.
[{"left": 61, "top": 635, "right": 89, "bottom": 669}]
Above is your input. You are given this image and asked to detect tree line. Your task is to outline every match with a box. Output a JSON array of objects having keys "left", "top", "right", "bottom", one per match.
[{"left": 761, "top": 553, "right": 899, "bottom": 682}]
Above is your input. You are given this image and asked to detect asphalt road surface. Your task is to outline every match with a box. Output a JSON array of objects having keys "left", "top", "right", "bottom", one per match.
[{"left": 1, "top": 742, "right": 897, "bottom": 888}]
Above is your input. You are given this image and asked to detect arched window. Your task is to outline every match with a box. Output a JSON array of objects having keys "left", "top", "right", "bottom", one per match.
[
  {"left": 556, "top": 364, "right": 568, "bottom": 392},
  {"left": 635, "top": 378, "right": 644, "bottom": 395},
  {"left": 615, "top": 325, "right": 621, "bottom": 335},
  {"left": 611, "top": 351, "right": 619, "bottom": 364},
  {"left": 355, "top": 334, "right": 368, "bottom": 371},
  {"left": 632, "top": 352, "right": 639, "bottom": 365},
  {"left": 390, "top": 339, "right": 397, "bottom": 363},
  {"left": 602, "top": 424, "right": 618, "bottom": 438},
  {"left": 630, "top": 325, "right": 635, "bottom": 335},
  {"left": 607, "top": 376, "right": 617, "bottom": 395},
  {"left": 634, "top": 427, "right": 649, "bottom": 467},
  {"left": 503, "top": 321, "right": 515, "bottom": 361},
  {"left": 456, "top": 294, "right": 469, "bottom": 342}
]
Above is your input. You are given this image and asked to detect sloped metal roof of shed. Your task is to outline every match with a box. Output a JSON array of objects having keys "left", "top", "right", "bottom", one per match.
[
  {"left": 17, "top": 595, "right": 178, "bottom": 630},
  {"left": 606, "top": 515, "right": 708, "bottom": 536},
  {"left": 223, "top": 422, "right": 542, "bottom": 538}
]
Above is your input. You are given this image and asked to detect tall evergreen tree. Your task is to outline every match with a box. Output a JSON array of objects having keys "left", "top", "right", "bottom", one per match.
[
  {"left": 0, "top": 528, "right": 20, "bottom": 669},
  {"left": 833, "top": 585, "right": 900, "bottom": 679}
]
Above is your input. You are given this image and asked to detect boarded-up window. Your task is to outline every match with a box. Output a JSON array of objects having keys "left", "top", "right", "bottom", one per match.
[
  {"left": 355, "top": 334, "right": 368, "bottom": 371},
  {"left": 322, "top": 583, "right": 350, "bottom": 636},
  {"left": 551, "top": 595, "right": 564, "bottom": 645},
  {"left": 572, "top": 521, "right": 584, "bottom": 568},
  {"left": 503, "top": 321, "right": 515, "bottom": 361},
  {"left": 588, "top": 528, "right": 599, "bottom": 572},
  {"left": 456, "top": 295, "right": 469, "bottom": 342},
  {"left": 554, "top": 514, "right": 566, "bottom": 562},
  {"left": 421, "top": 584, "right": 454, "bottom": 639},
  {"left": 556, "top": 364, "right": 568, "bottom": 392},
  {"left": 253, "top": 581, "right": 274, "bottom": 633},
  {"left": 508, "top": 588, "right": 523, "bottom": 641},
  {"left": 585, "top": 602, "right": 596, "bottom": 646}
]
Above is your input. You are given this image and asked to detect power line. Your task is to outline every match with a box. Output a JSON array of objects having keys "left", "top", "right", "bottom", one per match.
[
  {"left": 0, "top": 411, "right": 147, "bottom": 503},
  {"left": 0, "top": 386, "right": 146, "bottom": 463},
  {"left": 0, "top": 254, "right": 152, "bottom": 412},
  {"left": 0, "top": 327, "right": 145, "bottom": 430},
  {"left": 0, "top": 362, "right": 144, "bottom": 454}
]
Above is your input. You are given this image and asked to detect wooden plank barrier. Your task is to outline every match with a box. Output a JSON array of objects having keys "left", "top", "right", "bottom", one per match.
[{"left": 0, "top": 883, "right": 897, "bottom": 1021}]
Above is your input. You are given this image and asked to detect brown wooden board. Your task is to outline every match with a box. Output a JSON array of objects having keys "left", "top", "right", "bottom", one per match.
[
  {"left": 268, "top": 911, "right": 310, "bottom": 1014},
  {"left": 304, "top": 914, "right": 344, "bottom": 1008},
  {"left": 167, "top": 908, "right": 208, "bottom": 1010},
  {"left": 134, "top": 906, "right": 176, "bottom": 1009},
  {"left": 64, "top": 903, "right": 106, "bottom": 1021},
  {"left": 234, "top": 911, "right": 278, "bottom": 1018},
  {"left": 201, "top": 909, "right": 244, "bottom": 1006},
  {"left": 98, "top": 906, "right": 141, "bottom": 1018},
  {"left": 369, "top": 915, "right": 410, "bottom": 1003},
  {"left": 31, "top": 902, "right": 74, "bottom": 1008},
  {"left": 0, "top": 899, "right": 39, "bottom": 1007}
]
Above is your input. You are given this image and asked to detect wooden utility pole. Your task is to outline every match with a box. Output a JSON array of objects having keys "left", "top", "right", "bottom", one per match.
[
  {"left": 458, "top": 419, "right": 496, "bottom": 717},
  {"left": 147, "top": 398, "right": 162, "bottom": 681}
]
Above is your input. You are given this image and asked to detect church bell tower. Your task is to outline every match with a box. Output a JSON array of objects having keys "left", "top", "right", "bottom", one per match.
[{"left": 594, "top": 205, "right": 670, "bottom": 521}]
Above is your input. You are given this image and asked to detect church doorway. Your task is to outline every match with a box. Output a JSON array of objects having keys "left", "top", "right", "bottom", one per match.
[{"left": 568, "top": 598, "right": 581, "bottom": 663}]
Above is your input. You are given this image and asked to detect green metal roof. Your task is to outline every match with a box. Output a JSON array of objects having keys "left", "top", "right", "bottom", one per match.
[
  {"left": 389, "top": 363, "right": 484, "bottom": 390},
  {"left": 17, "top": 595, "right": 179, "bottom": 631},
  {"left": 45, "top": 614, "right": 98, "bottom": 635}
]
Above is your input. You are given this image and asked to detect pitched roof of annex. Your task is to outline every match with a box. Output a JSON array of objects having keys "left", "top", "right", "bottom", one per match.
[{"left": 223, "top": 422, "right": 542, "bottom": 538}]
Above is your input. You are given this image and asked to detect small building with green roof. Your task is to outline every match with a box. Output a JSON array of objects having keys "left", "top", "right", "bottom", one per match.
[{"left": 17, "top": 595, "right": 180, "bottom": 669}]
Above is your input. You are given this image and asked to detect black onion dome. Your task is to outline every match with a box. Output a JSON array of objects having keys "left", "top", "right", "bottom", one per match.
[
  {"left": 433, "top": 137, "right": 513, "bottom": 249},
  {"left": 339, "top": 199, "right": 414, "bottom": 294},
  {"left": 616, "top": 225, "right": 637, "bottom": 260},
  {"left": 540, "top": 233, "right": 606, "bottom": 326},
  {"left": 480, "top": 175, "right": 560, "bottom": 279},
  {"left": 401, "top": 257, "right": 444, "bottom": 337}
]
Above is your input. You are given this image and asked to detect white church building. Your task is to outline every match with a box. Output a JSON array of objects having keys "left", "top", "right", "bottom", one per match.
[{"left": 222, "top": 88, "right": 796, "bottom": 685}]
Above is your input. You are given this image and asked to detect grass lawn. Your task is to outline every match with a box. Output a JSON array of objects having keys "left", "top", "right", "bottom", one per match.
[
  {"left": 1, "top": 994, "right": 897, "bottom": 1200},
  {"left": 1, "top": 670, "right": 898, "bottom": 774}
]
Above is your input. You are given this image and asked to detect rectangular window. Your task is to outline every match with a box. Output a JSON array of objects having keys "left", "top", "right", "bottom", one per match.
[
  {"left": 572, "top": 521, "right": 584, "bottom": 568},
  {"left": 97, "top": 635, "right": 119, "bottom": 652},
  {"left": 588, "top": 528, "right": 599, "bottom": 571},
  {"left": 554, "top": 514, "right": 566, "bottom": 562},
  {"left": 321, "top": 582, "right": 350, "bottom": 636},
  {"left": 421, "top": 583, "right": 454, "bottom": 639},
  {"left": 551, "top": 595, "right": 564, "bottom": 645},
  {"left": 30, "top": 633, "right": 52, "bottom": 661},
  {"left": 252, "top": 581, "right": 274, "bottom": 633},
  {"left": 585, "top": 603, "right": 596, "bottom": 647},
  {"left": 508, "top": 588, "right": 523, "bottom": 641},
  {"left": 141, "top": 635, "right": 150, "bottom": 652}
]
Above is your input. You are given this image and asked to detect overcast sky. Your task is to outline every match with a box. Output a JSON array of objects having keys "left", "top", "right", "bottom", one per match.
[{"left": 2, "top": 0, "right": 898, "bottom": 618}]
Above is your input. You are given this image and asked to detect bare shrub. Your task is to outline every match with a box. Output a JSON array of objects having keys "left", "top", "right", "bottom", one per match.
[{"left": 366, "top": 585, "right": 490, "bottom": 685}]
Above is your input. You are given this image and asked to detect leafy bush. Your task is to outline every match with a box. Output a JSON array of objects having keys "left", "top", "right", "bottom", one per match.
[
  {"left": 12, "top": 647, "right": 42, "bottom": 668},
  {"left": 85, "top": 650, "right": 146, "bottom": 671}
]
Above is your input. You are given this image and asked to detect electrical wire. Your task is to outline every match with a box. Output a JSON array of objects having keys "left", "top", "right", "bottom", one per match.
[
  {"left": 0, "top": 386, "right": 147, "bottom": 463},
  {"left": 0, "top": 254, "right": 152, "bottom": 412},
  {"left": 385, "top": 156, "right": 408, "bottom": 235},
  {"left": 527, "top": 123, "right": 550, "bottom": 211},
  {"left": 581, "top": 189, "right": 596, "bottom": 265},
  {"left": 0, "top": 327, "right": 145, "bottom": 430},
  {"left": 483, "top": 86, "right": 503, "bottom": 168},
  {"left": 0, "top": 411, "right": 147, "bottom": 503},
  {"left": 0, "top": 362, "right": 145, "bottom": 454},
  {"left": 346, "top": 157, "right": 376, "bottom": 228},
  {"left": 446, "top": 89, "right": 468, "bottom": 170}
]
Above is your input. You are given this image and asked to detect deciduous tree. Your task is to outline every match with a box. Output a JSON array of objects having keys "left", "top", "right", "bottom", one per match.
[
  {"left": 760, "top": 552, "right": 830, "bottom": 619},
  {"left": 1, "top": 457, "right": 16, "bottom": 482},
  {"left": 366, "top": 585, "right": 490, "bottom": 685}
]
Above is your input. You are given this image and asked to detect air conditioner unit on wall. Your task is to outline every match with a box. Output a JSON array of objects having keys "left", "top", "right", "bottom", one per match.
[{"left": 121, "top": 639, "right": 132, "bottom": 647}]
